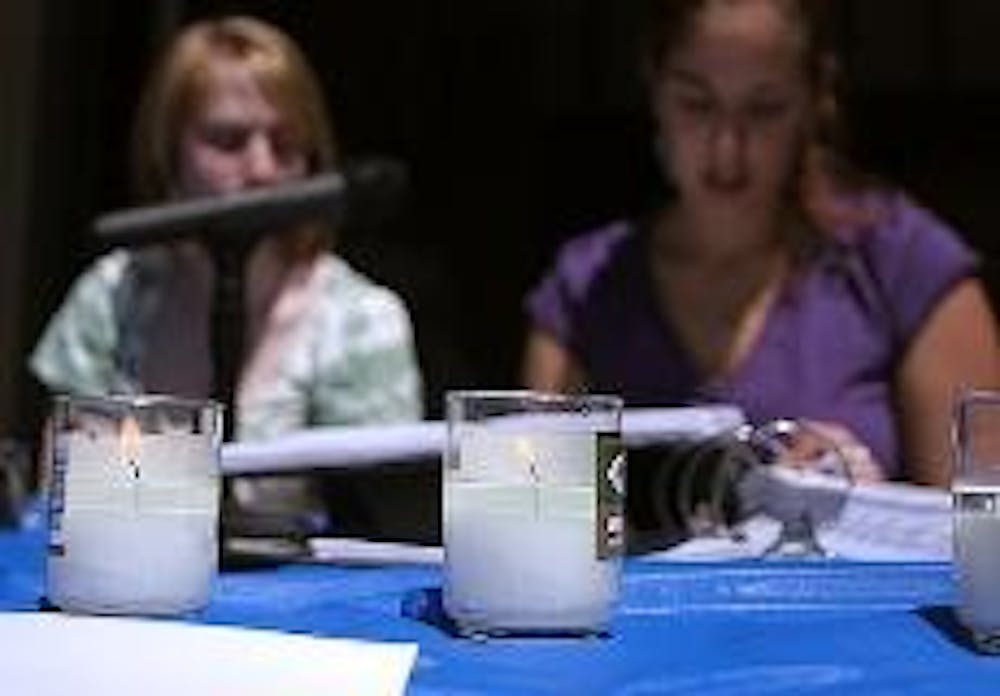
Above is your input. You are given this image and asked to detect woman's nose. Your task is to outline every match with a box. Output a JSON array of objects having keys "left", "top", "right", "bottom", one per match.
[
  {"left": 243, "top": 133, "right": 281, "bottom": 186},
  {"left": 706, "top": 120, "right": 748, "bottom": 190}
]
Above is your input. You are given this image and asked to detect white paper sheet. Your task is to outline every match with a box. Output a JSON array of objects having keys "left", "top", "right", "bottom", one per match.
[
  {"left": 653, "top": 476, "right": 952, "bottom": 562},
  {"left": 308, "top": 537, "right": 444, "bottom": 565},
  {"left": 0, "top": 613, "right": 418, "bottom": 696},
  {"left": 308, "top": 477, "right": 953, "bottom": 565}
]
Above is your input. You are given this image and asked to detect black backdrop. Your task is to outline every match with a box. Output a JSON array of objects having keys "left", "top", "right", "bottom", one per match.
[{"left": 16, "top": 0, "right": 1000, "bottom": 436}]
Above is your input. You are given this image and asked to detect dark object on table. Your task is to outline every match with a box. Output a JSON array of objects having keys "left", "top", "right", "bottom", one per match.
[{"left": 0, "top": 440, "right": 32, "bottom": 528}]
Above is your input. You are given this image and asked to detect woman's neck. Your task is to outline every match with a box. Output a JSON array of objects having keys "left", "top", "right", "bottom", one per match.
[
  {"left": 648, "top": 205, "right": 793, "bottom": 380},
  {"left": 653, "top": 203, "right": 790, "bottom": 269},
  {"left": 244, "top": 238, "right": 316, "bottom": 343},
  {"left": 167, "top": 238, "right": 315, "bottom": 345}
]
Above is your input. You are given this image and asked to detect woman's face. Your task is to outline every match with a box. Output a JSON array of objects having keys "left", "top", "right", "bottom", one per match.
[
  {"left": 175, "top": 58, "right": 308, "bottom": 198},
  {"left": 652, "top": 0, "right": 813, "bottom": 224}
]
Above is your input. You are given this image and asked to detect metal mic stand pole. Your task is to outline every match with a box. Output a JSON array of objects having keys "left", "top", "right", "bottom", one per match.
[
  {"left": 204, "top": 234, "right": 253, "bottom": 566},
  {"left": 89, "top": 169, "right": 398, "bottom": 562},
  {"left": 206, "top": 235, "right": 316, "bottom": 566},
  {"left": 206, "top": 236, "right": 249, "bottom": 444}
]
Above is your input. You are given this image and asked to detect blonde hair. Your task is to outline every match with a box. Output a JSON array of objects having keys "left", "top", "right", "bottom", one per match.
[{"left": 131, "top": 16, "right": 337, "bottom": 255}]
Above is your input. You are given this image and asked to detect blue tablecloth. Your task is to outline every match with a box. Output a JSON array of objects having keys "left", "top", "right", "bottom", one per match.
[{"left": 2, "top": 518, "right": 999, "bottom": 695}]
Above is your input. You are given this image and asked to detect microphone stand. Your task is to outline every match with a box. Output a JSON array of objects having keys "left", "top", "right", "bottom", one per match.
[
  {"left": 93, "top": 173, "right": 353, "bottom": 441},
  {"left": 94, "top": 174, "right": 354, "bottom": 563},
  {"left": 92, "top": 163, "right": 407, "bottom": 563},
  {"left": 203, "top": 236, "right": 255, "bottom": 564},
  {"left": 206, "top": 235, "right": 250, "bottom": 443}
]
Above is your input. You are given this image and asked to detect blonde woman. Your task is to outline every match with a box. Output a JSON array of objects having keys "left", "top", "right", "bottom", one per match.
[{"left": 31, "top": 16, "right": 423, "bottom": 523}]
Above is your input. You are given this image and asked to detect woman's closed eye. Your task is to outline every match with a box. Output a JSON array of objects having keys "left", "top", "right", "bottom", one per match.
[
  {"left": 678, "top": 97, "right": 715, "bottom": 116},
  {"left": 200, "top": 124, "right": 251, "bottom": 153},
  {"left": 267, "top": 129, "right": 302, "bottom": 163},
  {"left": 667, "top": 85, "right": 715, "bottom": 114},
  {"left": 743, "top": 98, "right": 791, "bottom": 123}
]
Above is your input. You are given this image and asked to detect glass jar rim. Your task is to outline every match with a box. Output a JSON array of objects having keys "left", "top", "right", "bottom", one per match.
[
  {"left": 446, "top": 389, "right": 623, "bottom": 411},
  {"left": 53, "top": 393, "right": 222, "bottom": 414}
]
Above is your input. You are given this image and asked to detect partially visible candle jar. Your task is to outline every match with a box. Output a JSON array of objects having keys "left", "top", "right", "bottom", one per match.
[
  {"left": 953, "top": 389, "right": 1000, "bottom": 654},
  {"left": 46, "top": 394, "right": 222, "bottom": 616},
  {"left": 443, "top": 390, "right": 625, "bottom": 637}
]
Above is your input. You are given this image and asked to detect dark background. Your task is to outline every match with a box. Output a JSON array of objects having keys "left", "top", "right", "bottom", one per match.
[{"left": 2, "top": 0, "right": 999, "bottom": 444}]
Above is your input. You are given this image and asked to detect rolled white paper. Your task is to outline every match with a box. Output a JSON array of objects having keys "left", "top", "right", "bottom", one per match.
[{"left": 221, "top": 406, "right": 744, "bottom": 475}]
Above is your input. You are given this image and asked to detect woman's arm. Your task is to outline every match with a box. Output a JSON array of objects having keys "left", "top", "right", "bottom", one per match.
[
  {"left": 896, "top": 278, "right": 1000, "bottom": 487},
  {"left": 521, "top": 328, "right": 586, "bottom": 393}
]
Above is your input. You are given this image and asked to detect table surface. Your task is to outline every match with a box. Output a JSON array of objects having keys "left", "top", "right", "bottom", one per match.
[{"left": 2, "top": 519, "right": 999, "bottom": 695}]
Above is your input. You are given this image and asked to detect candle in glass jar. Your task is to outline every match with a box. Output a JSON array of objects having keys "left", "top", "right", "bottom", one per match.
[
  {"left": 47, "top": 411, "right": 219, "bottom": 616},
  {"left": 954, "top": 481, "right": 1000, "bottom": 635},
  {"left": 443, "top": 426, "right": 624, "bottom": 634},
  {"left": 951, "top": 390, "right": 1000, "bottom": 653}
]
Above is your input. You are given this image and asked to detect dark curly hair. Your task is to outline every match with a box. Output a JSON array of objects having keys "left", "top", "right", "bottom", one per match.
[{"left": 640, "top": 0, "right": 875, "bottom": 235}]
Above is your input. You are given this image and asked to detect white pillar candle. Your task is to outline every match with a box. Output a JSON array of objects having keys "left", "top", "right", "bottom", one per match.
[
  {"left": 47, "top": 416, "right": 219, "bottom": 615},
  {"left": 443, "top": 426, "right": 624, "bottom": 634}
]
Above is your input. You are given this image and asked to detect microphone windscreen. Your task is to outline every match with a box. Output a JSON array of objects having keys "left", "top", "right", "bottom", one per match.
[
  {"left": 341, "top": 158, "right": 410, "bottom": 228},
  {"left": 92, "top": 157, "right": 409, "bottom": 248}
]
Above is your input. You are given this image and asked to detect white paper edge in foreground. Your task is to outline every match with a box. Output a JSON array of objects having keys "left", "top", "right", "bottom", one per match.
[{"left": 0, "top": 612, "right": 418, "bottom": 696}]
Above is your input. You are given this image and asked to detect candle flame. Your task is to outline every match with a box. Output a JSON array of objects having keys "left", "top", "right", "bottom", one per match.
[
  {"left": 514, "top": 438, "right": 540, "bottom": 485},
  {"left": 120, "top": 415, "right": 141, "bottom": 477},
  {"left": 514, "top": 437, "right": 543, "bottom": 518}
]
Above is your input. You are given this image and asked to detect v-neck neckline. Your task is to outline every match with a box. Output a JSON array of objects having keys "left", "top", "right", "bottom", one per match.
[{"left": 631, "top": 219, "right": 790, "bottom": 396}]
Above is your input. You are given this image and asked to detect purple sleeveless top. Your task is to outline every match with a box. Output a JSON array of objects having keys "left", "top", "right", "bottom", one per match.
[{"left": 526, "top": 192, "right": 978, "bottom": 478}]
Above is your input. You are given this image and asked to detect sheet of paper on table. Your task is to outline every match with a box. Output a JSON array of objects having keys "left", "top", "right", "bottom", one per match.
[
  {"left": 310, "top": 479, "right": 952, "bottom": 565},
  {"left": 653, "top": 474, "right": 953, "bottom": 562},
  {"left": 0, "top": 613, "right": 418, "bottom": 696},
  {"left": 308, "top": 537, "right": 444, "bottom": 565}
]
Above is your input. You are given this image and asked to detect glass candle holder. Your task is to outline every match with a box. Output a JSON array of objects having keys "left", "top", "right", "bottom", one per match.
[
  {"left": 953, "top": 389, "right": 1000, "bottom": 653},
  {"left": 46, "top": 394, "right": 223, "bottom": 616},
  {"left": 442, "top": 390, "right": 625, "bottom": 637}
]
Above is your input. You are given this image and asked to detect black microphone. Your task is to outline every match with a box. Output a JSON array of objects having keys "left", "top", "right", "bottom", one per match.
[{"left": 93, "top": 157, "right": 408, "bottom": 248}]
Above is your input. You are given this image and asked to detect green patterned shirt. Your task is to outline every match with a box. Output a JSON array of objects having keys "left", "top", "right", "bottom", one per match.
[{"left": 30, "top": 249, "right": 424, "bottom": 440}]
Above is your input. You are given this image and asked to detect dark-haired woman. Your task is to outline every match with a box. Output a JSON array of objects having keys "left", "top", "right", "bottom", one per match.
[{"left": 524, "top": 0, "right": 998, "bottom": 485}]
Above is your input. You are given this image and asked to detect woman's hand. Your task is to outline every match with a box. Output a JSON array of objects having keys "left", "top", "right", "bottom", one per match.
[{"left": 774, "top": 419, "right": 885, "bottom": 484}]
